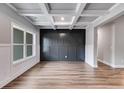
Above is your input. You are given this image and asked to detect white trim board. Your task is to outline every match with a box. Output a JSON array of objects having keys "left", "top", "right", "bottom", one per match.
[
  {"left": 0, "top": 44, "right": 11, "bottom": 47},
  {"left": 97, "top": 59, "right": 114, "bottom": 67},
  {"left": 112, "top": 65, "right": 124, "bottom": 68},
  {"left": 97, "top": 59, "right": 124, "bottom": 68},
  {"left": 0, "top": 61, "right": 39, "bottom": 88}
]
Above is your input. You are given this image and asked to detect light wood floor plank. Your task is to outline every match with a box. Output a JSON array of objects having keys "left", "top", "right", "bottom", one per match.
[{"left": 3, "top": 61, "right": 124, "bottom": 89}]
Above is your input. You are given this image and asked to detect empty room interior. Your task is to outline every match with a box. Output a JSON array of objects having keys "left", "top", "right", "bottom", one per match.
[{"left": 1, "top": 3, "right": 124, "bottom": 89}]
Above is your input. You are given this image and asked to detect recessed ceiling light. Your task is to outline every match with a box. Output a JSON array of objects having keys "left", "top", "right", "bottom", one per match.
[{"left": 61, "top": 17, "right": 64, "bottom": 21}]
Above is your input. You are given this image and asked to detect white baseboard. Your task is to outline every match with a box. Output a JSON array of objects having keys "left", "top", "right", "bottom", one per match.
[
  {"left": 112, "top": 65, "right": 124, "bottom": 68},
  {"left": 97, "top": 59, "right": 114, "bottom": 67},
  {"left": 0, "top": 61, "right": 39, "bottom": 88},
  {"left": 98, "top": 59, "right": 124, "bottom": 68},
  {"left": 87, "top": 62, "right": 97, "bottom": 68}
]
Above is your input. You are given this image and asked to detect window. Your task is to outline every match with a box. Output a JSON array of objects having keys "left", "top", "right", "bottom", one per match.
[
  {"left": 26, "top": 32, "right": 33, "bottom": 57},
  {"left": 13, "top": 28, "right": 24, "bottom": 61},
  {"left": 13, "top": 25, "right": 34, "bottom": 63}
]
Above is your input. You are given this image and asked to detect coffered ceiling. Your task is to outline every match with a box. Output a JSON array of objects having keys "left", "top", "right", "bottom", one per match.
[{"left": 7, "top": 3, "right": 116, "bottom": 29}]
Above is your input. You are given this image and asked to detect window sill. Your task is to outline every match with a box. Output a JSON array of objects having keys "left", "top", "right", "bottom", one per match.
[{"left": 13, "top": 55, "right": 35, "bottom": 65}]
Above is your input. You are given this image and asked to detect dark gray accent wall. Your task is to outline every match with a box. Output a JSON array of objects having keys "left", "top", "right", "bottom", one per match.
[{"left": 40, "top": 29, "right": 85, "bottom": 61}]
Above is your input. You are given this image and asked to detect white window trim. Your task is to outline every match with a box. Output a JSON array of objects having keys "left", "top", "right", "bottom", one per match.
[{"left": 11, "top": 23, "right": 36, "bottom": 64}]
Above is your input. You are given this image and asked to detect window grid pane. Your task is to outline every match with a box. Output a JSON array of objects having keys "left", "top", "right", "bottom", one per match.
[
  {"left": 13, "top": 26, "right": 34, "bottom": 62},
  {"left": 26, "top": 32, "right": 33, "bottom": 44},
  {"left": 13, "top": 28, "right": 24, "bottom": 44},
  {"left": 13, "top": 45, "right": 24, "bottom": 61},
  {"left": 26, "top": 45, "right": 32, "bottom": 57}
]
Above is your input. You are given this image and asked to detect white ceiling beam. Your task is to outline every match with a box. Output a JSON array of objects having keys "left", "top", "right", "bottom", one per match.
[
  {"left": 108, "top": 3, "right": 120, "bottom": 12},
  {"left": 56, "top": 26, "right": 70, "bottom": 29},
  {"left": 18, "top": 9, "right": 75, "bottom": 16},
  {"left": 75, "top": 22, "right": 90, "bottom": 26},
  {"left": 93, "top": 4, "right": 124, "bottom": 27},
  {"left": 49, "top": 10, "right": 75, "bottom": 15},
  {"left": 38, "top": 27, "right": 52, "bottom": 29},
  {"left": 39, "top": 3, "right": 56, "bottom": 30},
  {"left": 6, "top": 3, "right": 18, "bottom": 12},
  {"left": 73, "top": 26, "right": 86, "bottom": 29},
  {"left": 38, "top": 26, "right": 86, "bottom": 29},
  {"left": 20, "top": 13, "right": 42, "bottom": 16},
  {"left": 69, "top": 3, "right": 87, "bottom": 29},
  {"left": 18, "top": 10, "right": 74, "bottom": 16},
  {"left": 6, "top": 3, "right": 34, "bottom": 25},
  {"left": 18, "top": 9, "right": 108, "bottom": 17},
  {"left": 51, "top": 14, "right": 74, "bottom": 16},
  {"left": 18, "top": 9, "right": 42, "bottom": 16},
  {"left": 38, "top": 26, "right": 69, "bottom": 29},
  {"left": 33, "top": 22, "right": 51, "bottom": 26},
  {"left": 51, "top": 10, "right": 108, "bottom": 17},
  {"left": 54, "top": 22, "right": 72, "bottom": 25}
]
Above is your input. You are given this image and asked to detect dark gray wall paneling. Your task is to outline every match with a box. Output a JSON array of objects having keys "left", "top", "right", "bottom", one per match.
[{"left": 40, "top": 29, "right": 85, "bottom": 61}]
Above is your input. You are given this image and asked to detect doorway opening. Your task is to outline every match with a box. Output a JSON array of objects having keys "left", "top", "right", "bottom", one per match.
[{"left": 97, "top": 23, "right": 113, "bottom": 67}]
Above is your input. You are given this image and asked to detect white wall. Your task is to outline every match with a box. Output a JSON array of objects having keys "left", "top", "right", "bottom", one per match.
[
  {"left": 85, "top": 4, "right": 124, "bottom": 68},
  {"left": 0, "top": 4, "right": 40, "bottom": 88},
  {"left": 85, "top": 24, "right": 97, "bottom": 67},
  {"left": 97, "top": 16, "right": 124, "bottom": 68},
  {"left": 114, "top": 16, "right": 124, "bottom": 67},
  {"left": 97, "top": 22, "right": 114, "bottom": 66}
]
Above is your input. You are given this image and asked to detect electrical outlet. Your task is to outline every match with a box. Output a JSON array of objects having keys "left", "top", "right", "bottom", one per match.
[{"left": 65, "top": 56, "right": 67, "bottom": 59}]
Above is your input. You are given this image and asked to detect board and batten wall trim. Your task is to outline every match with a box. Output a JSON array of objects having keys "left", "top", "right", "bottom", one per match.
[
  {"left": 0, "top": 4, "right": 40, "bottom": 88},
  {"left": 0, "top": 44, "right": 11, "bottom": 47}
]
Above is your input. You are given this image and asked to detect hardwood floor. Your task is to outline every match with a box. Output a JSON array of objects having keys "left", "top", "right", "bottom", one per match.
[{"left": 3, "top": 61, "right": 124, "bottom": 89}]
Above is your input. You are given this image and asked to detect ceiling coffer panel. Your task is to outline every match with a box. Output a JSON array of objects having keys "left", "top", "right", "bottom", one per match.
[
  {"left": 11, "top": 3, "right": 41, "bottom": 10},
  {"left": 84, "top": 3, "right": 115, "bottom": 10},
  {"left": 48, "top": 3, "right": 77, "bottom": 10},
  {"left": 27, "top": 16, "right": 49, "bottom": 22},
  {"left": 53, "top": 16, "right": 73, "bottom": 22},
  {"left": 77, "top": 16, "right": 98, "bottom": 22},
  {"left": 8, "top": 3, "right": 116, "bottom": 29}
]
